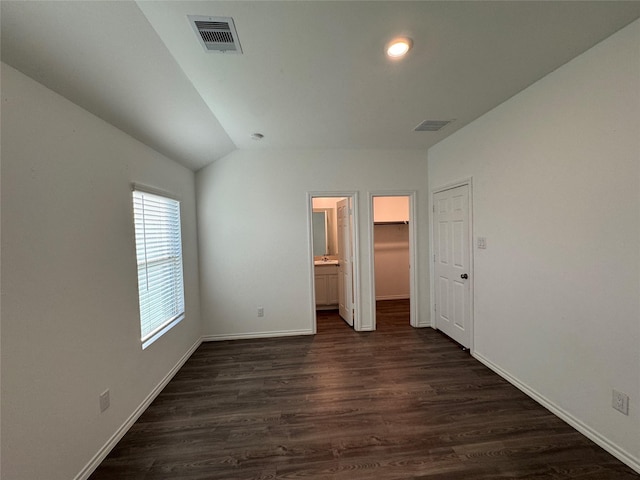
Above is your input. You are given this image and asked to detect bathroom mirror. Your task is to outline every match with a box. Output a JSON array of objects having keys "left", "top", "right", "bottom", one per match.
[
  {"left": 312, "top": 208, "right": 338, "bottom": 256},
  {"left": 312, "top": 211, "right": 327, "bottom": 256}
]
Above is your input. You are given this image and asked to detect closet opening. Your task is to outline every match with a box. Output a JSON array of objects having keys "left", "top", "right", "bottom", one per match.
[{"left": 371, "top": 194, "right": 416, "bottom": 330}]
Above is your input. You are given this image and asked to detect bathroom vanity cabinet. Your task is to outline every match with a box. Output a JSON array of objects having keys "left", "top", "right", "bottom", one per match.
[{"left": 314, "top": 264, "right": 338, "bottom": 308}]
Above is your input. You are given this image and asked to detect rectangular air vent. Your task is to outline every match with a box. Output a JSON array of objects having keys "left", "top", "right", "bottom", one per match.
[
  {"left": 414, "top": 119, "right": 455, "bottom": 132},
  {"left": 188, "top": 15, "right": 242, "bottom": 53}
]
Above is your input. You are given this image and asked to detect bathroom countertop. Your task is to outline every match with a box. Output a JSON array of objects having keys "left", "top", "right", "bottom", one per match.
[{"left": 314, "top": 260, "right": 339, "bottom": 266}]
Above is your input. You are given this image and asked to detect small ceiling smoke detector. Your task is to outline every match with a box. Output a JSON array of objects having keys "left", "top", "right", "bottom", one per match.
[
  {"left": 386, "top": 37, "right": 413, "bottom": 59},
  {"left": 251, "top": 133, "right": 264, "bottom": 140},
  {"left": 414, "top": 119, "right": 455, "bottom": 132},
  {"left": 188, "top": 15, "right": 242, "bottom": 53}
]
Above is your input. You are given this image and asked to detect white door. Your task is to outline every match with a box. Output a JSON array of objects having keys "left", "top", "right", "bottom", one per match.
[
  {"left": 337, "top": 198, "right": 354, "bottom": 326},
  {"left": 433, "top": 184, "right": 471, "bottom": 348}
]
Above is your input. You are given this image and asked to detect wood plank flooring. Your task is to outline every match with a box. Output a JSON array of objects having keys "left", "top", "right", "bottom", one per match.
[{"left": 89, "top": 300, "right": 639, "bottom": 479}]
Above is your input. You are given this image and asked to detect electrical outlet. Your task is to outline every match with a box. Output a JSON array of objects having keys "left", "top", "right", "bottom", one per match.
[
  {"left": 257, "top": 306, "right": 264, "bottom": 317},
  {"left": 99, "top": 389, "right": 110, "bottom": 413},
  {"left": 612, "top": 389, "right": 629, "bottom": 415}
]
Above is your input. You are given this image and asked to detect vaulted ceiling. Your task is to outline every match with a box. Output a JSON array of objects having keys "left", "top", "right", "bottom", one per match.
[{"left": 3, "top": 1, "right": 640, "bottom": 171}]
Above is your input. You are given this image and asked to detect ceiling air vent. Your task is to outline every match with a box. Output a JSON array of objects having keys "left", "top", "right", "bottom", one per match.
[
  {"left": 414, "top": 119, "right": 455, "bottom": 132},
  {"left": 188, "top": 15, "right": 242, "bottom": 54}
]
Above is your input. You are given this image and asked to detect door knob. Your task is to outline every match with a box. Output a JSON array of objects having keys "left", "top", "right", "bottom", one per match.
[{"left": 460, "top": 273, "right": 468, "bottom": 279}]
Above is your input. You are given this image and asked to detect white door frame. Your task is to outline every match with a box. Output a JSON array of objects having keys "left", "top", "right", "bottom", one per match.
[
  {"left": 307, "top": 192, "right": 361, "bottom": 333},
  {"left": 368, "top": 191, "right": 418, "bottom": 330},
  {"left": 429, "top": 178, "right": 474, "bottom": 353}
]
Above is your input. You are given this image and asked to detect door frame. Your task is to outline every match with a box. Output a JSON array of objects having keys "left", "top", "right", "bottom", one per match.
[
  {"left": 307, "top": 191, "right": 361, "bottom": 333},
  {"left": 429, "top": 178, "right": 474, "bottom": 353},
  {"left": 368, "top": 191, "right": 418, "bottom": 330}
]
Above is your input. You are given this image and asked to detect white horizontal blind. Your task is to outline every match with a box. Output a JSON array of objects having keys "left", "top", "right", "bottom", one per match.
[{"left": 133, "top": 190, "right": 185, "bottom": 345}]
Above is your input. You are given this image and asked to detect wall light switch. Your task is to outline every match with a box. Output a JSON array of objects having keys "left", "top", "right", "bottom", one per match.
[
  {"left": 477, "top": 237, "right": 487, "bottom": 249},
  {"left": 257, "top": 306, "right": 264, "bottom": 317}
]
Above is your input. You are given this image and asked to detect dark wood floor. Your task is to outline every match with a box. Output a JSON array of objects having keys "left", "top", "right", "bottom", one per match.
[{"left": 90, "top": 300, "right": 639, "bottom": 479}]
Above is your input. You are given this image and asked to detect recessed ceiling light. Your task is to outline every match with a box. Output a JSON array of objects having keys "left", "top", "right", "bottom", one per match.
[
  {"left": 251, "top": 133, "right": 264, "bottom": 140},
  {"left": 386, "top": 37, "right": 413, "bottom": 59}
]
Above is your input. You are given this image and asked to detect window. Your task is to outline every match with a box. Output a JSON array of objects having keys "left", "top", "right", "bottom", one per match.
[{"left": 133, "top": 188, "right": 185, "bottom": 349}]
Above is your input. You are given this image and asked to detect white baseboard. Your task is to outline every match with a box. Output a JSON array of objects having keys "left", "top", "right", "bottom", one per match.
[
  {"left": 315, "top": 305, "right": 338, "bottom": 311},
  {"left": 74, "top": 337, "right": 203, "bottom": 480},
  {"left": 202, "top": 328, "right": 313, "bottom": 342},
  {"left": 375, "top": 294, "right": 410, "bottom": 301},
  {"left": 473, "top": 351, "right": 640, "bottom": 474}
]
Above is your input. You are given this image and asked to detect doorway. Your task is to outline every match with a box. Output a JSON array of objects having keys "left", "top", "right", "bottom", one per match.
[
  {"left": 309, "top": 193, "right": 359, "bottom": 332},
  {"left": 370, "top": 193, "right": 417, "bottom": 330}
]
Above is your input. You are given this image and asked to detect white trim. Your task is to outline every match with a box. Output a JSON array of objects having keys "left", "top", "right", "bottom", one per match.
[
  {"left": 306, "top": 193, "right": 318, "bottom": 334},
  {"left": 473, "top": 352, "right": 640, "bottom": 474},
  {"left": 75, "top": 337, "right": 202, "bottom": 480},
  {"left": 202, "top": 329, "right": 313, "bottom": 342},
  {"left": 350, "top": 193, "right": 362, "bottom": 331},
  {"left": 429, "top": 178, "right": 474, "bottom": 352}
]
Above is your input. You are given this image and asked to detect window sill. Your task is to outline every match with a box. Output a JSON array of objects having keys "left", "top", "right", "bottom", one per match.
[{"left": 142, "top": 314, "right": 185, "bottom": 350}]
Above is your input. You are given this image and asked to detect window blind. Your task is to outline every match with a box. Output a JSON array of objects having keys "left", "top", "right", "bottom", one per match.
[{"left": 133, "top": 190, "right": 185, "bottom": 346}]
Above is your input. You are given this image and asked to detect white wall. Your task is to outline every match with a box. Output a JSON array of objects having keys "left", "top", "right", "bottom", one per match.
[
  {"left": 428, "top": 19, "right": 640, "bottom": 470},
  {"left": 374, "top": 224, "right": 410, "bottom": 300},
  {"left": 373, "top": 196, "right": 409, "bottom": 222},
  {"left": 196, "top": 148, "right": 430, "bottom": 336},
  {"left": 0, "top": 63, "right": 202, "bottom": 480}
]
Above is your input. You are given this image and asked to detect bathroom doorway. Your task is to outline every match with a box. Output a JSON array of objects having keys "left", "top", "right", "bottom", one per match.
[
  {"left": 309, "top": 193, "right": 359, "bottom": 331},
  {"left": 370, "top": 193, "right": 416, "bottom": 329}
]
